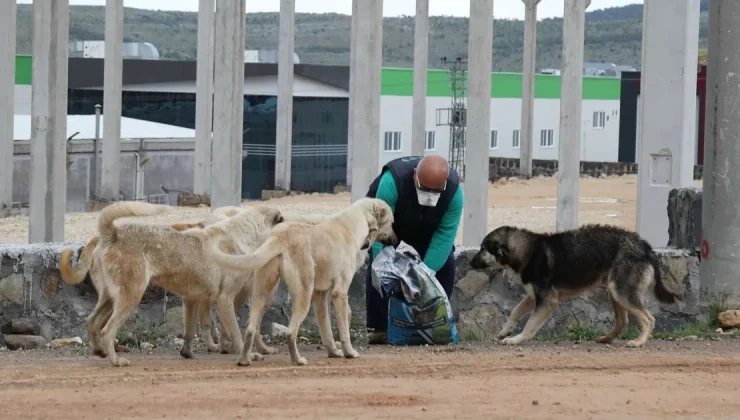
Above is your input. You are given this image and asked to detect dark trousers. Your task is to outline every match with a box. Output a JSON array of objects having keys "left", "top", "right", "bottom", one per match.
[{"left": 366, "top": 248, "right": 456, "bottom": 331}]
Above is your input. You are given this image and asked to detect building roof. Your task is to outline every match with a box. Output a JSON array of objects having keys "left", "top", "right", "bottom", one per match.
[
  {"left": 13, "top": 55, "right": 623, "bottom": 100},
  {"left": 14, "top": 114, "right": 195, "bottom": 141}
]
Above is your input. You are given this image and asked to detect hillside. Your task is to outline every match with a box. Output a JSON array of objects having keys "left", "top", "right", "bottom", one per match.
[{"left": 14, "top": 1, "right": 709, "bottom": 72}]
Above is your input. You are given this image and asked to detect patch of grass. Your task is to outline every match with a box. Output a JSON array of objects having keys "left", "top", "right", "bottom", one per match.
[
  {"left": 532, "top": 320, "right": 738, "bottom": 343},
  {"left": 116, "top": 319, "right": 170, "bottom": 348},
  {"left": 699, "top": 288, "right": 733, "bottom": 329},
  {"left": 460, "top": 329, "right": 484, "bottom": 343}
]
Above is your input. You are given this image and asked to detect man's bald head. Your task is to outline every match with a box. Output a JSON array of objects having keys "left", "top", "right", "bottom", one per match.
[{"left": 415, "top": 155, "right": 449, "bottom": 191}]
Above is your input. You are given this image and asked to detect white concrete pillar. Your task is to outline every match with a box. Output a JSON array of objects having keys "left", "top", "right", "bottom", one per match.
[
  {"left": 346, "top": 0, "right": 358, "bottom": 188},
  {"left": 29, "top": 0, "right": 69, "bottom": 243},
  {"left": 519, "top": 0, "right": 540, "bottom": 179},
  {"left": 100, "top": 0, "right": 124, "bottom": 201},
  {"left": 636, "top": 0, "right": 699, "bottom": 247},
  {"left": 410, "top": 0, "right": 429, "bottom": 157},
  {"left": 700, "top": 0, "right": 740, "bottom": 302},
  {"left": 275, "top": 0, "right": 295, "bottom": 191},
  {"left": 211, "top": 0, "right": 245, "bottom": 208},
  {"left": 194, "top": 0, "right": 215, "bottom": 196},
  {"left": 0, "top": 0, "right": 16, "bottom": 217},
  {"left": 555, "top": 0, "right": 589, "bottom": 232},
  {"left": 462, "top": 0, "right": 494, "bottom": 247},
  {"left": 350, "top": 0, "right": 383, "bottom": 202}
]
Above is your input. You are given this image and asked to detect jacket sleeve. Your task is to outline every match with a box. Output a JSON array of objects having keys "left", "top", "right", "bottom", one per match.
[
  {"left": 421, "top": 186, "right": 464, "bottom": 272},
  {"left": 370, "top": 171, "right": 398, "bottom": 259}
]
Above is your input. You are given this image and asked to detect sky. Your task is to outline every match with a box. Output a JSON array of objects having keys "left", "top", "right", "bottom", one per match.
[{"left": 16, "top": 0, "right": 644, "bottom": 20}]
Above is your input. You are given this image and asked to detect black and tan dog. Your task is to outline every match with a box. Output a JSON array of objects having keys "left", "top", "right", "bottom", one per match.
[{"left": 469, "top": 224, "right": 681, "bottom": 347}]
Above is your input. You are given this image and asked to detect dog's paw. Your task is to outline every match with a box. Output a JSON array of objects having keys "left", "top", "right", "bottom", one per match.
[
  {"left": 495, "top": 330, "right": 514, "bottom": 341},
  {"left": 250, "top": 353, "right": 265, "bottom": 362},
  {"left": 626, "top": 339, "right": 645, "bottom": 348},
  {"left": 112, "top": 357, "right": 131, "bottom": 367},
  {"left": 328, "top": 349, "right": 344, "bottom": 358},
  {"left": 260, "top": 346, "right": 279, "bottom": 355},
  {"left": 179, "top": 348, "right": 195, "bottom": 359},
  {"left": 236, "top": 357, "right": 252, "bottom": 367},
  {"left": 343, "top": 348, "right": 360, "bottom": 359},
  {"left": 293, "top": 356, "right": 308, "bottom": 366},
  {"left": 93, "top": 348, "right": 108, "bottom": 358},
  {"left": 207, "top": 344, "right": 220, "bottom": 353},
  {"left": 595, "top": 335, "right": 614, "bottom": 344},
  {"left": 500, "top": 335, "right": 525, "bottom": 346}
]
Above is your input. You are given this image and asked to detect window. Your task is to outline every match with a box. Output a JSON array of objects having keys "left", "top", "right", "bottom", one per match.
[
  {"left": 383, "top": 131, "right": 402, "bottom": 152},
  {"left": 540, "top": 129, "right": 554, "bottom": 148},
  {"left": 512, "top": 129, "right": 520, "bottom": 149},
  {"left": 593, "top": 111, "right": 606, "bottom": 129},
  {"left": 425, "top": 131, "right": 436, "bottom": 151},
  {"left": 489, "top": 130, "right": 498, "bottom": 149}
]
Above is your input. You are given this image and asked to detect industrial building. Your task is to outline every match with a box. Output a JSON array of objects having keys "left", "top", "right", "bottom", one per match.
[{"left": 10, "top": 55, "right": 706, "bottom": 199}]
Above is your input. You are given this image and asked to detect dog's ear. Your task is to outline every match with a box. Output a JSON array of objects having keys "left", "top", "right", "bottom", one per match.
[
  {"left": 372, "top": 200, "right": 391, "bottom": 224},
  {"left": 273, "top": 210, "right": 284, "bottom": 225}
]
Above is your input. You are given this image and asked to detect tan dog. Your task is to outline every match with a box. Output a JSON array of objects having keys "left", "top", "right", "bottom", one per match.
[
  {"left": 205, "top": 197, "right": 397, "bottom": 367},
  {"left": 75, "top": 201, "right": 288, "bottom": 367},
  {"left": 59, "top": 205, "right": 250, "bottom": 357}
]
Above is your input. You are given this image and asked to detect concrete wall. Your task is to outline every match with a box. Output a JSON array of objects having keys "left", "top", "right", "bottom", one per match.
[
  {"left": 10, "top": 138, "right": 196, "bottom": 212},
  {"left": 490, "top": 157, "right": 705, "bottom": 180},
  {"left": 379, "top": 96, "right": 621, "bottom": 172},
  {"left": 0, "top": 243, "right": 700, "bottom": 343}
]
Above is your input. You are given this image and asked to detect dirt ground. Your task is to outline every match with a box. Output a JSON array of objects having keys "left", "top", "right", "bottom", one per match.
[
  {"left": 0, "top": 340, "right": 739, "bottom": 420},
  {"left": 0, "top": 174, "right": 703, "bottom": 244}
]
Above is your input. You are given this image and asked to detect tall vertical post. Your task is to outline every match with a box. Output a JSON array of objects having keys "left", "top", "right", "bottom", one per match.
[
  {"left": 275, "top": 0, "right": 295, "bottom": 191},
  {"left": 211, "top": 0, "right": 245, "bottom": 208},
  {"left": 100, "top": 0, "right": 124, "bottom": 201},
  {"left": 555, "top": 0, "right": 589, "bottom": 232},
  {"left": 519, "top": 0, "right": 541, "bottom": 179},
  {"left": 462, "top": 0, "right": 494, "bottom": 247},
  {"left": 346, "top": 0, "right": 359, "bottom": 187},
  {"left": 350, "top": 0, "right": 383, "bottom": 202},
  {"left": 636, "top": 0, "right": 699, "bottom": 247},
  {"left": 194, "top": 0, "right": 215, "bottom": 196},
  {"left": 700, "top": 0, "right": 740, "bottom": 303},
  {"left": 0, "top": 0, "right": 16, "bottom": 216},
  {"left": 29, "top": 0, "right": 69, "bottom": 243},
  {"left": 91, "top": 103, "right": 102, "bottom": 198},
  {"left": 410, "top": 0, "right": 429, "bottom": 156}
]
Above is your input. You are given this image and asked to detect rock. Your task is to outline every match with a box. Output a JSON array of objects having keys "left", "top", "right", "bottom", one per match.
[
  {"left": 0, "top": 273, "right": 24, "bottom": 306},
  {"left": 718, "top": 310, "right": 740, "bottom": 329},
  {"left": 3, "top": 334, "right": 48, "bottom": 350},
  {"left": 1, "top": 318, "right": 42, "bottom": 336},
  {"left": 667, "top": 188, "right": 702, "bottom": 250},
  {"left": 270, "top": 322, "right": 289, "bottom": 337},
  {"left": 51, "top": 337, "right": 84, "bottom": 348},
  {"left": 140, "top": 341, "right": 154, "bottom": 350}
]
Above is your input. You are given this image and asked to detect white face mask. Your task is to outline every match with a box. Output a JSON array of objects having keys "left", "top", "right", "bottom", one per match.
[{"left": 416, "top": 189, "right": 442, "bottom": 207}]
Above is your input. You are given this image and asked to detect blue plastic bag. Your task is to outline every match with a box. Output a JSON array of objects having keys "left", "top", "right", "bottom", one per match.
[{"left": 370, "top": 246, "right": 458, "bottom": 345}]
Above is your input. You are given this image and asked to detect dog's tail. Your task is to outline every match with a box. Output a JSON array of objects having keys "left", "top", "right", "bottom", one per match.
[
  {"left": 205, "top": 235, "right": 283, "bottom": 272},
  {"left": 59, "top": 236, "right": 99, "bottom": 285},
  {"left": 98, "top": 201, "right": 171, "bottom": 243},
  {"left": 645, "top": 242, "right": 680, "bottom": 304}
]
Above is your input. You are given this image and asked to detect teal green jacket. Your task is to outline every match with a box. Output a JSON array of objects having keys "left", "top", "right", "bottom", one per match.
[{"left": 370, "top": 170, "right": 463, "bottom": 272}]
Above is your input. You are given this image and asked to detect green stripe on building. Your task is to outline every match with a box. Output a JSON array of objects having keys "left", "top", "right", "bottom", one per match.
[
  {"left": 15, "top": 55, "right": 32, "bottom": 85},
  {"left": 14, "top": 55, "right": 621, "bottom": 99},
  {"left": 381, "top": 67, "right": 621, "bottom": 100}
]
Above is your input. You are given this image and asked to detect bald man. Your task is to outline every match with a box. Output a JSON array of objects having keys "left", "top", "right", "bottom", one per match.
[{"left": 365, "top": 155, "right": 463, "bottom": 344}]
